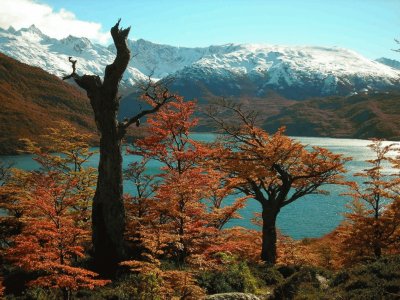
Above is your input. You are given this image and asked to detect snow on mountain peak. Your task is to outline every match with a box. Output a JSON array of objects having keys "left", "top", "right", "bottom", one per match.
[
  {"left": 6, "top": 26, "right": 17, "bottom": 34},
  {"left": 0, "top": 25, "right": 399, "bottom": 98},
  {"left": 17, "top": 24, "right": 48, "bottom": 40}
]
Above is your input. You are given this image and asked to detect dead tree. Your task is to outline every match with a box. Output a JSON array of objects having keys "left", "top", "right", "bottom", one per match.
[{"left": 63, "top": 19, "right": 173, "bottom": 277}]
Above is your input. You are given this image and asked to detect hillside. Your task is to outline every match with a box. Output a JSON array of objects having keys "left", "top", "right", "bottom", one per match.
[
  {"left": 0, "top": 53, "right": 96, "bottom": 154},
  {"left": 263, "top": 92, "right": 400, "bottom": 140}
]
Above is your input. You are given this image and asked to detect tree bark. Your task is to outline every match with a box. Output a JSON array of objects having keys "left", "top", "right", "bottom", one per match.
[
  {"left": 63, "top": 20, "right": 131, "bottom": 277},
  {"left": 374, "top": 244, "right": 382, "bottom": 258},
  {"left": 261, "top": 203, "right": 279, "bottom": 264},
  {"left": 63, "top": 20, "right": 173, "bottom": 277},
  {"left": 92, "top": 111, "right": 125, "bottom": 276}
]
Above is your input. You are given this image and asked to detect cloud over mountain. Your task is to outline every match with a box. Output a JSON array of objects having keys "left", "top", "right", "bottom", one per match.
[{"left": 0, "top": 0, "right": 109, "bottom": 44}]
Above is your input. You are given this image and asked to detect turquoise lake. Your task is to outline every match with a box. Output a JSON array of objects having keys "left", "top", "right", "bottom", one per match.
[{"left": 2, "top": 133, "right": 399, "bottom": 240}]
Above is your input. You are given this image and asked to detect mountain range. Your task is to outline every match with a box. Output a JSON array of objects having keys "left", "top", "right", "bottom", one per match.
[
  {"left": 1, "top": 25, "right": 400, "bottom": 154},
  {"left": 1, "top": 25, "right": 400, "bottom": 101}
]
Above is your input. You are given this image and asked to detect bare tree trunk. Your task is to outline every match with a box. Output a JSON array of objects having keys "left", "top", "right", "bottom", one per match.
[
  {"left": 261, "top": 204, "right": 279, "bottom": 264},
  {"left": 92, "top": 111, "right": 125, "bottom": 276},
  {"left": 62, "top": 20, "right": 133, "bottom": 277},
  {"left": 63, "top": 19, "right": 173, "bottom": 277}
]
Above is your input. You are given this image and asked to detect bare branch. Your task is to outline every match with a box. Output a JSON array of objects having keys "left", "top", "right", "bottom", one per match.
[
  {"left": 205, "top": 99, "right": 263, "bottom": 147},
  {"left": 103, "top": 19, "right": 131, "bottom": 90},
  {"left": 62, "top": 57, "right": 77, "bottom": 80},
  {"left": 62, "top": 56, "right": 102, "bottom": 95}
]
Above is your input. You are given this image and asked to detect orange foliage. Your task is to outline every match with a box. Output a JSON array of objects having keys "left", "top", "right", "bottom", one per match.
[
  {"left": 338, "top": 140, "right": 400, "bottom": 266},
  {"left": 19, "top": 121, "right": 97, "bottom": 229},
  {"left": 0, "top": 122, "right": 96, "bottom": 263},
  {"left": 123, "top": 97, "right": 247, "bottom": 294},
  {"left": 6, "top": 173, "right": 109, "bottom": 292},
  {"left": 288, "top": 140, "right": 400, "bottom": 270},
  {"left": 125, "top": 97, "right": 245, "bottom": 265},
  {"left": 204, "top": 226, "right": 262, "bottom": 264},
  {"left": 217, "top": 126, "right": 349, "bottom": 197},
  {"left": 210, "top": 115, "right": 349, "bottom": 263},
  {"left": 0, "top": 123, "right": 105, "bottom": 296}
]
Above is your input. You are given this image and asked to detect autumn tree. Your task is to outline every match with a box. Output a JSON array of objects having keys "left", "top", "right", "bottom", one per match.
[
  {"left": 7, "top": 173, "right": 109, "bottom": 299},
  {"left": 124, "top": 98, "right": 245, "bottom": 273},
  {"left": 0, "top": 121, "right": 97, "bottom": 296},
  {"left": 19, "top": 121, "right": 97, "bottom": 228},
  {"left": 0, "top": 122, "right": 96, "bottom": 268},
  {"left": 63, "top": 20, "right": 175, "bottom": 276},
  {"left": 207, "top": 102, "right": 349, "bottom": 264},
  {"left": 339, "top": 140, "right": 400, "bottom": 264},
  {"left": 123, "top": 158, "right": 158, "bottom": 260},
  {"left": 121, "top": 98, "right": 251, "bottom": 298}
]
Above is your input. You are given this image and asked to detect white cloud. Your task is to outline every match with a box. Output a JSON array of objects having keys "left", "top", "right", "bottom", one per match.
[{"left": 0, "top": 0, "right": 110, "bottom": 44}]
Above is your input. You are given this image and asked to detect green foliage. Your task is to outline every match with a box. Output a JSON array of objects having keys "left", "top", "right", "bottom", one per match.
[
  {"left": 75, "top": 274, "right": 162, "bottom": 300},
  {"left": 273, "top": 265, "right": 332, "bottom": 300},
  {"left": 197, "top": 261, "right": 258, "bottom": 294},
  {"left": 329, "top": 256, "right": 400, "bottom": 300},
  {"left": 251, "top": 265, "right": 284, "bottom": 286},
  {"left": 24, "top": 287, "right": 60, "bottom": 300},
  {"left": 3, "top": 286, "right": 64, "bottom": 300},
  {"left": 276, "top": 265, "right": 300, "bottom": 278},
  {"left": 268, "top": 256, "right": 400, "bottom": 300}
]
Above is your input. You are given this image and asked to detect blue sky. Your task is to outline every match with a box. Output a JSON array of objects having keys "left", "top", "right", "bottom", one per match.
[{"left": 1, "top": 0, "right": 399, "bottom": 60}]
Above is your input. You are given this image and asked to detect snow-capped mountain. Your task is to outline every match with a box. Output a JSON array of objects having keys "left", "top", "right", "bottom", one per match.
[
  {"left": 376, "top": 57, "right": 400, "bottom": 70},
  {"left": 1, "top": 25, "right": 399, "bottom": 99},
  {"left": 169, "top": 45, "right": 400, "bottom": 99}
]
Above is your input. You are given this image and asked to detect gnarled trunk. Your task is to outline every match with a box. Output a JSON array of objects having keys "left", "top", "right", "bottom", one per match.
[
  {"left": 63, "top": 20, "right": 172, "bottom": 277},
  {"left": 92, "top": 113, "right": 125, "bottom": 276},
  {"left": 62, "top": 20, "right": 131, "bottom": 277},
  {"left": 261, "top": 204, "right": 279, "bottom": 264}
]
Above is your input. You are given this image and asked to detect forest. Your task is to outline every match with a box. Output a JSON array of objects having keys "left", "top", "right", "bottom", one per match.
[{"left": 0, "top": 20, "right": 399, "bottom": 300}]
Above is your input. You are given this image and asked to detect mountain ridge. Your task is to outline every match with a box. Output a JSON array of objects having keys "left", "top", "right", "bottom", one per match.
[{"left": 1, "top": 25, "right": 399, "bottom": 100}]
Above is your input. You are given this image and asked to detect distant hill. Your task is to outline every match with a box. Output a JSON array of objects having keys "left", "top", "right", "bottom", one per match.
[
  {"left": 263, "top": 92, "right": 400, "bottom": 140},
  {"left": 0, "top": 53, "right": 97, "bottom": 154}
]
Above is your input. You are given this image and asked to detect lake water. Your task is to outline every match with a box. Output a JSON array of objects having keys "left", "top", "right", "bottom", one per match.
[{"left": 2, "top": 134, "right": 399, "bottom": 240}]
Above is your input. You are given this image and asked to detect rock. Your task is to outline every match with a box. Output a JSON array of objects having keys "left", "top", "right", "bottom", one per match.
[
  {"left": 206, "top": 292, "right": 261, "bottom": 300},
  {"left": 316, "top": 274, "right": 329, "bottom": 289}
]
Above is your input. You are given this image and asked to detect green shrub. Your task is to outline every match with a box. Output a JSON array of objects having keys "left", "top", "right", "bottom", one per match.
[
  {"left": 276, "top": 265, "right": 300, "bottom": 278},
  {"left": 197, "top": 261, "right": 258, "bottom": 294},
  {"left": 250, "top": 264, "right": 284, "bottom": 286},
  {"left": 273, "top": 265, "right": 331, "bottom": 300},
  {"left": 75, "top": 273, "right": 162, "bottom": 300},
  {"left": 328, "top": 255, "right": 400, "bottom": 300},
  {"left": 24, "top": 287, "right": 60, "bottom": 300}
]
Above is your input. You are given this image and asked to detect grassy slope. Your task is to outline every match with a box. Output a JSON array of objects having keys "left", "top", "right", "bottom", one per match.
[{"left": 0, "top": 53, "right": 97, "bottom": 154}]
